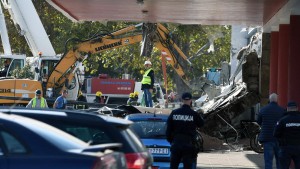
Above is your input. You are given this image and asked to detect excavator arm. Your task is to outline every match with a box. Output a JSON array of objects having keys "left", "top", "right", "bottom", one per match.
[
  {"left": 46, "top": 24, "right": 143, "bottom": 94},
  {"left": 155, "top": 23, "right": 191, "bottom": 85},
  {"left": 46, "top": 35, "right": 142, "bottom": 88},
  {"left": 46, "top": 23, "right": 192, "bottom": 96}
]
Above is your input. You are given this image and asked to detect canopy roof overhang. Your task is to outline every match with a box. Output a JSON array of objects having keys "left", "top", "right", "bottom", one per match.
[{"left": 46, "top": 0, "right": 299, "bottom": 30}]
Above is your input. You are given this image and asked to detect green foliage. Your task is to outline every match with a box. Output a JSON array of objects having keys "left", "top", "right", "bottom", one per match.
[
  {"left": 11, "top": 64, "right": 34, "bottom": 79},
  {"left": 2, "top": 6, "right": 28, "bottom": 55}
]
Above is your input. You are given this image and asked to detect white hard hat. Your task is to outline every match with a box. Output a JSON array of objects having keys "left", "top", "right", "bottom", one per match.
[{"left": 144, "top": 60, "right": 152, "bottom": 65}]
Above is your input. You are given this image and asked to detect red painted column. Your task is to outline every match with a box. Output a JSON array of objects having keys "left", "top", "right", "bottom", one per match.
[
  {"left": 269, "top": 32, "right": 279, "bottom": 94},
  {"left": 288, "top": 15, "right": 300, "bottom": 104},
  {"left": 277, "top": 24, "right": 290, "bottom": 107}
]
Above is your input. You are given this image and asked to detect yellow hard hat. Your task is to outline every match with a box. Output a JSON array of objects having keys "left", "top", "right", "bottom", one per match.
[
  {"left": 96, "top": 91, "right": 102, "bottom": 97},
  {"left": 134, "top": 91, "right": 139, "bottom": 96},
  {"left": 129, "top": 93, "right": 135, "bottom": 98}
]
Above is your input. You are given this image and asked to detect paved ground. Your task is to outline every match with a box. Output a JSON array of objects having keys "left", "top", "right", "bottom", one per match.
[{"left": 196, "top": 150, "right": 277, "bottom": 169}]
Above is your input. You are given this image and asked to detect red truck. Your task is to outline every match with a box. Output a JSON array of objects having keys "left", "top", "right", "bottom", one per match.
[
  {"left": 84, "top": 75, "right": 165, "bottom": 106},
  {"left": 84, "top": 75, "right": 135, "bottom": 104}
]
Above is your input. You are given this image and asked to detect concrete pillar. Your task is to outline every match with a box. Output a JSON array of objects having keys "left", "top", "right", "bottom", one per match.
[
  {"left": 288, "top": 15, "right": 300, "bottom": 104},
  {"left": 260, "top": 33, "right": 271, "bottom": 106},
  {"left": 277, "top": 24, "right": 290, "bottom": 107},
  {"left": 269, "top": 32, "right": 279, "bottom": 94}
]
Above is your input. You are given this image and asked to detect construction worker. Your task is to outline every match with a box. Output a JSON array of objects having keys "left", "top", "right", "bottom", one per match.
[
  {"left": 127, "top": 91, "right": 139, "bottom": 106},
  {"left": 76, "top": 91, "right": 88, "bottom": 109},
  {"left": 141, "top": 60, "right": 154, "bottom": 107},
  {"left": 53, "top": 89, "right": 68, "bottom": 109},
  {"left": 94, "top": 91, "right": 105, "bottom": 103},
  {"left": 134, "top": 91, "right": 139, "bottom": 97},
  {"left": 26, "top": 89, "right": 48, "bottom": 108},
  {"left": 152, "top": 87, "right": 158, "bottom": 104}
]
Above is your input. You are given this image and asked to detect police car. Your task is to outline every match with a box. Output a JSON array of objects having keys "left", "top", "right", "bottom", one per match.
[{"left": 125, "top": 113, "right": 183, "bottom": 169}]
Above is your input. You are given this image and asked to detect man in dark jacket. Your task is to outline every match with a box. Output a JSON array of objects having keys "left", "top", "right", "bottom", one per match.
[
  {"left": 166, "top": 92, "right": 204, "bottom": 169},
  {"left": 274, "top": 101, "right": 300, "bottom": 169},
  {"left": 257, "top": 93, "right": 284, "bottom": 169}
]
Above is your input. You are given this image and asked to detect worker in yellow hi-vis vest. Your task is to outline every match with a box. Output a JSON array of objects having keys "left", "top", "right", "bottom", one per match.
[
  {"left": 141, "top": 60, "right": 154, "bottom": 107},
  {"left": 26, "top": 89, "right": 48, "bottom": 108}
]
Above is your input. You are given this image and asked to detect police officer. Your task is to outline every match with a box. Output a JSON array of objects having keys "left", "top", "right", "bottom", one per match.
[
  {"left": 26, "top": 89, "right": 48, "bottom": 108},
  {"left": 274, "top": 101, "right": 300, "bottom": 169},
  {"left": 166, "top": 92, "right": 204, "bottom": 169}
]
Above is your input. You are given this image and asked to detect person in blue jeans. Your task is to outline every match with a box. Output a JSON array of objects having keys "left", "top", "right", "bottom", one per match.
[
  {"left": 257, "top": 93, "right": 285, "bottom": 169},
  {"left": 141, "top": 60, "right": 154, "bottom": 107},
  {"left": 274, "top": 101, "right": 300, "bottom": 169}
]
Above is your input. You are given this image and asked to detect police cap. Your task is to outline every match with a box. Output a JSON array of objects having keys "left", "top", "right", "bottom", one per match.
[
  {"left": 287, "top": 101, "right": 298, "bottom": 108},
  {"left": 181, "top": 92, "right": 192, "bottom": 100}
]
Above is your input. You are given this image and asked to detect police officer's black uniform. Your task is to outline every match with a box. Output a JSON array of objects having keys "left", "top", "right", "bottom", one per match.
[
  {"left": 274, "top": 101, "right": 300, "bottom": 169},
  {"left": 166, "top": 92, "right": 204, "bottom": 169}
]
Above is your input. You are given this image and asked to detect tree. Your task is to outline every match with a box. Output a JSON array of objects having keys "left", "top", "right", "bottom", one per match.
[{"left": 11, "top": 63, "right": 34, "bottom": 79}]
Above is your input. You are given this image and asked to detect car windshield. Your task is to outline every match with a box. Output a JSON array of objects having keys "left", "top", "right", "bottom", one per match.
[{"left": 130, "top": 121, "right": 167, "bottom": 139}]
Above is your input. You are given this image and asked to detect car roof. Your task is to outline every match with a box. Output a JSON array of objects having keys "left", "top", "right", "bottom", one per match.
[
  {"left": 0, "top": 107, "right": 149, "bottom": 156},
  {"left": 0, "top": 113, "right": 88, "bottom": 149},
  {"left": 125, "top": 113, "right": 169, "bottom": 121},
  {"left": 0, "top": 106, "right": 133, "bottom": 126}
]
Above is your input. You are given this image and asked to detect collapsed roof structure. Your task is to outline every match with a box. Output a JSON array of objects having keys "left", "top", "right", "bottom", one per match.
[{"left": 197, "top": 31, "right": 262, "bottom": 138}]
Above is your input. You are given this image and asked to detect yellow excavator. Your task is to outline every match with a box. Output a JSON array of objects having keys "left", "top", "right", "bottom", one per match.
[
  {"left": 46, "top": 23, "right": 192, "bottom": 96},
  {"left": 0, "top": 23, "right": 193, "bottom": 105}
]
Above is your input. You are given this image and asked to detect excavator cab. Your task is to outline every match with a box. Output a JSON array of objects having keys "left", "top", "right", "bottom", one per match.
[{"left": 0, "top": 56, "right": 25, "bottom": 77}]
